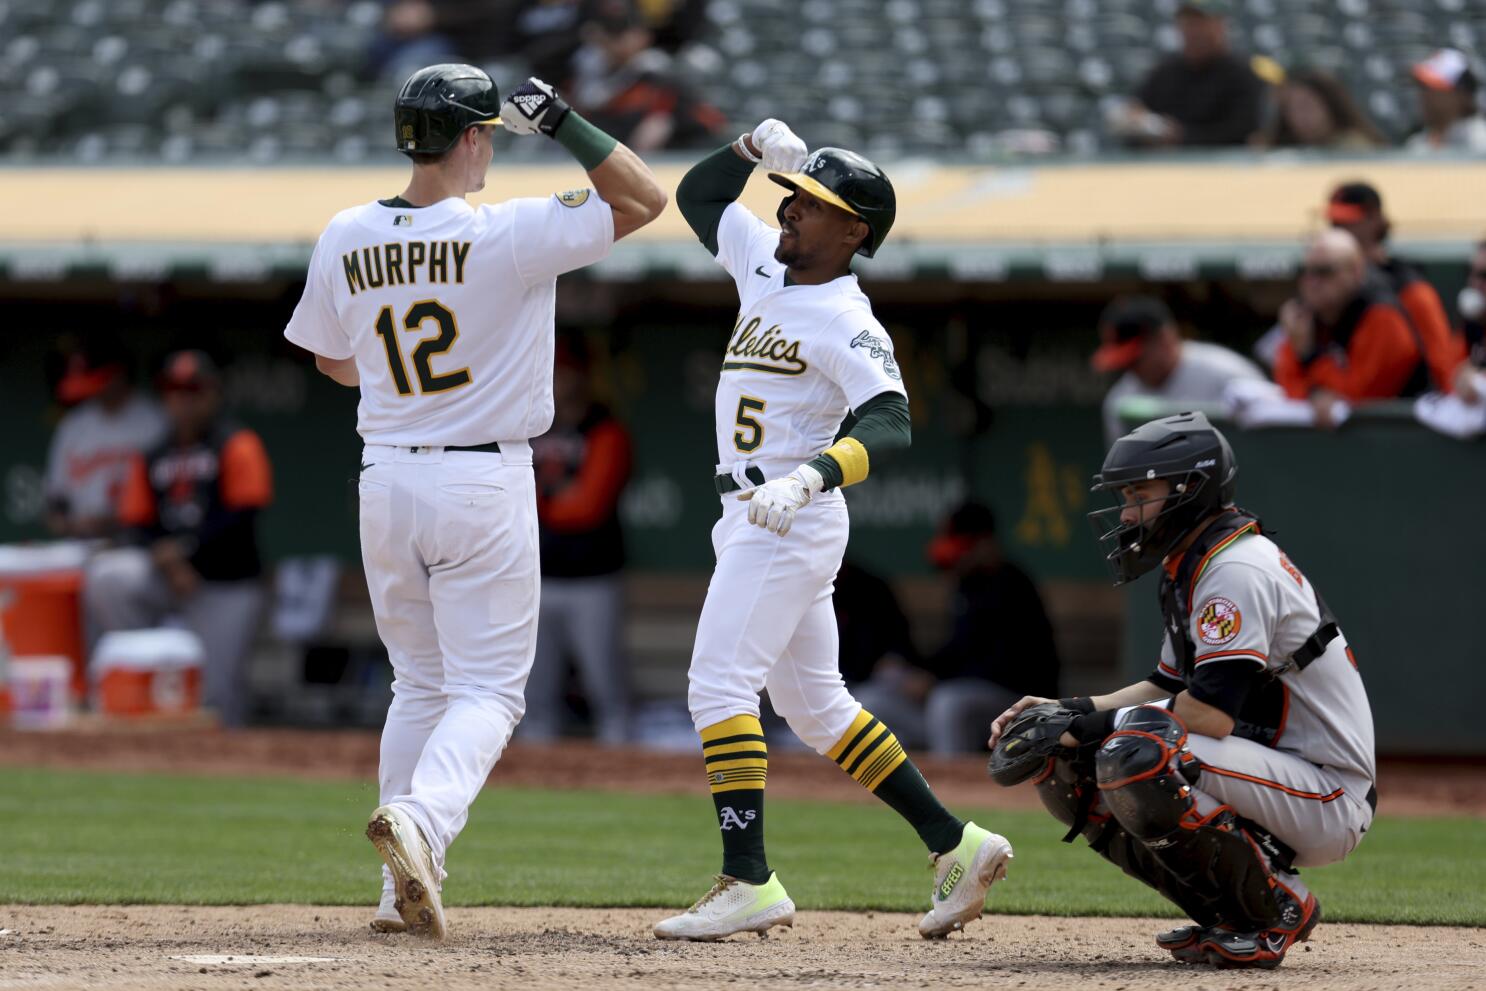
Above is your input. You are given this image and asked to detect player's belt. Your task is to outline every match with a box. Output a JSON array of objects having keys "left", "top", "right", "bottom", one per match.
[
  {"left": 402, "top": 441, "right": 502, "bottom": 454},
  {"left": 713, "top": 466, "right": 766, "bottom": 494}
]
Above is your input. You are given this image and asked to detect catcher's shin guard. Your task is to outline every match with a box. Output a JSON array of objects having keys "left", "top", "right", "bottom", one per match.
[
  {"left": 1035, "top": 753, "right": 1224, "bottom": 928},
  {"left": 1094, "top": 706, "right": 1282, "bottom": 933}
]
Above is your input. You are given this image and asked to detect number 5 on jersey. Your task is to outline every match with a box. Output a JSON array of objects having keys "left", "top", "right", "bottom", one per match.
[
  {"left": 375, "top": 299, "right": 472, "bottom": 396},
  {"left": 734, "top": 396, "right": 766, "bottom": 453}
]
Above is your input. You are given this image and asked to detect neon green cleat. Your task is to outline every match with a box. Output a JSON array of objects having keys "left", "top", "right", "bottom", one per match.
[
  {"left": 918, "top": 821, "right": 1013, "bottom": 938},
  {"left": 654, "top": 873, "right": 796, "bottom": 941}
]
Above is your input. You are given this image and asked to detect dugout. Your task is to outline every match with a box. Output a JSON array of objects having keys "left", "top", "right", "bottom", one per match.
[{"left": 2, "top": 155, "right": 1481, "bottom": 753}]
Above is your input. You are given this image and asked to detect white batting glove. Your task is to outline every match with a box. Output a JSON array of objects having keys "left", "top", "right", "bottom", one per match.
[
  {"left": 736, "top": 464, "right": 824, "bottom": 537},
  {"left": 751, "top": 118, "right": 808, "bottom": 173},
  {"left": 500, "top": 77, "right": 572, "bottom": 136}
]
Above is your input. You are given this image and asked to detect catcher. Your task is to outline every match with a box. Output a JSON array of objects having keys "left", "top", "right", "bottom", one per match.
[{"left": 988, "top": 411, "right": 1375, "bottom": 970}]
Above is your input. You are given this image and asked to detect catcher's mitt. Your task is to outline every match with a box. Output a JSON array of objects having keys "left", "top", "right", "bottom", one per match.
[{"left": 987, "top": 703, "right": 1081, "bottom": 787}]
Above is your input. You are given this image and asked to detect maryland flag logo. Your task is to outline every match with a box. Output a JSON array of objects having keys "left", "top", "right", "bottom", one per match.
[{"left": 1197, "top": 596, "right": 1242, "bottom": 646}]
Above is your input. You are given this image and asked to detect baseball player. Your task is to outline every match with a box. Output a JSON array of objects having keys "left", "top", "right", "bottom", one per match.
[
  {"left": 653, "top": 121, "right": 1012, "bottom": 942},
  {"left": 988, "top": 412, "right": 1376, "bottom": 970},
  {"left": 282, "top": 64, "right": 665, "bottom": 939}
]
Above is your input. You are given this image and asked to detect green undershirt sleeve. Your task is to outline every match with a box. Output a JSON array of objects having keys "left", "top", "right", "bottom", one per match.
[
  {"left": 808, "top": 391, "right": 912, "bottom": 490},
  {"left": 553, "top": 111, "right": 619, "bottom": 171},
  {"left": 675, "top": 143, "right": 757, "bottom": 256}
]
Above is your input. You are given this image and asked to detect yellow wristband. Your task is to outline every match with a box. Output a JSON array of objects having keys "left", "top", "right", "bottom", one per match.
[{"left": 823, "top": 437, "right": 870, "bottom": 487}]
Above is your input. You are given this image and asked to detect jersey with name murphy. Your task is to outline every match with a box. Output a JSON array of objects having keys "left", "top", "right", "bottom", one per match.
[
  {"left": 711, "top": 202, "right": 905, "bottom": 473},
  {"left": 284, "top": 190, "right": 613, "bottom": 446}
]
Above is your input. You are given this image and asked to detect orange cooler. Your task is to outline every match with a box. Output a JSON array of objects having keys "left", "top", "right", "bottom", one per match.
[
  {"left": 93, "top": 629, "right": 204, "bottom": 717},
  {"left": 0, "top": 544, "right": 90, "bottom": 699}
]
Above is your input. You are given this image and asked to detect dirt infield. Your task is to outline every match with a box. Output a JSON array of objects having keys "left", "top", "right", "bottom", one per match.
[
  {"left": 3, "top": 904, "right": 1484, "bottom": 991},
  {"left": 2, "top": 726, "right": 1483, "bottom": 816}
]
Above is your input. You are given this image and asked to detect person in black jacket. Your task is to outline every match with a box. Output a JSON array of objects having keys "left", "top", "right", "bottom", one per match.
[
  {"left": 1113, "top": 0, "right": 1263, "bottom": 148},
  {"left": 521, "top": 337, "right": 634, "bottom": 743}
]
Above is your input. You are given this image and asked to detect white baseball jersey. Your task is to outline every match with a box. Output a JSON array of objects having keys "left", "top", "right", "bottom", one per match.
[
  {"left": 710, "top": 202, "right": 906, "bottom": 472},
  {"left": 283, "top": 190, "right": 614, "bottom": 445},
  {"left": 1155, "top": 530, "right": 1376, "bottom": 787},
  {"left": 45, "top": 393, "right": 167, "bottom": 523}
]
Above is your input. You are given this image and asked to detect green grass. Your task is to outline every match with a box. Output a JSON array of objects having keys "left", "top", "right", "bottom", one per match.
[{"left": 2, "top": 767, "right": 1481, "bottom": 924}]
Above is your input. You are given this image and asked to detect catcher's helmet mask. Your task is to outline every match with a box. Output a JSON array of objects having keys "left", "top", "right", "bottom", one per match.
[
  {"left": 1087, "top": 411, "right": 1237, "bottom": 584},
  {"left": 395, "top": 63, "right": 502, "bottom": 157},
  {"left": 767, "top": 147, "right": 896, "bottom": 257}
]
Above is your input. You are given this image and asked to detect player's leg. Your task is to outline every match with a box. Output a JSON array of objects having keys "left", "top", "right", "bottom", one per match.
[
  {"left": 561, "top": 575, "right": 629, "bottom": 745},
  {"left": 653, "top": 504, "right": 835, "bottom": 940},
  {"left": 516, "top": 578, "right": 571, "bottom": 742},
  {"left": 1093, "top": 707, "right": 1327, "bottom": 969},
  {"left": 923, "top": 678, "right": 1020, "bottom": 756},
  {"left": 82, "top": 546, "right": 172, "bottom": 643},
  {"left": 358, "top": 458, "right": 452, "bottom": 937},
  {"left": 405, "top": 454, "right": 540, "bottom": 858},
  {"left": 179, "top": 580, "right": 263, "bottom": 727},
  {"left": 764, "top": 577, "right": 1012, "bottom": 938}
]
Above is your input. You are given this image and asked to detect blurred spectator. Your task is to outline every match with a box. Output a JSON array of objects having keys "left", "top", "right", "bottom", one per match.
[
  {"left": 1327, "top": 182, "right": 1465, "bottom": 393},
  {"left": 517, "top": 0, "right": 590, "bottom": 88},
  {"left": 1093, "top": 295, "right": 1266, "bottom": 443},
  {"left": 1112, "top": 0, "right": 1263, "bottom": 148},
  {"left": 1406, "top": 49, "right": 1486, "bottom": 154},
  {"left": 1259, "top": 69, "right": 1386, "bottom": 151},
  {"left": 1455, "top": 239, "right": 1486, "bottom": 403},
  {"left": 567, "top": 0, "right": 725, "bottom": 151},
  {"left": 371, "top": 0, "right": 526, "bottom": 81},
  {"left": 853, "top": 504, "right": 1060, "bottom": 755},
  {"left": 44, "top": 335, "right": 166, "bottom": 539},
  {"left": 833, "top": 560, "right": 921, "bottom": 687},
  {"left": 1274, "top": 230, "right": 1427, "bottom": 427},
  {"left": 522, "top": 339, "right": 633, "bottom": 744},
  {"left": 84, "top": 352, "right": 273, "bottom": 726}
]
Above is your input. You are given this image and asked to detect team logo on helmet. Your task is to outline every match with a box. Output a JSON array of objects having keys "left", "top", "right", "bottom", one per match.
[{"left": 1197, "top": 596, "right": 1243, "bottom": 646}]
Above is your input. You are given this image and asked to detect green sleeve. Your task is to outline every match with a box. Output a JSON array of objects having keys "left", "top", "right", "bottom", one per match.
[
  {"left": 807, "top": 391, "right": 912, "bottom": 490},
  {"left": 675, "top": 143, "right": 756, "bottom": 256}
]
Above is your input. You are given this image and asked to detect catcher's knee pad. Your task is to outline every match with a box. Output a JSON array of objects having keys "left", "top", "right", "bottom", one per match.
[{"left": 1094, "top": 706, "right": 1281, "bottom": 931}]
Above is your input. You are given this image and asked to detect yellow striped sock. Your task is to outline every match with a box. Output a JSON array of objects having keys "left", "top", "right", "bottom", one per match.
[
  {"left": 827, "top": 708, "right": 908, "bottom": 793},
  {"left": 701, "top": 714, "right": 768, "bottom": 795}
]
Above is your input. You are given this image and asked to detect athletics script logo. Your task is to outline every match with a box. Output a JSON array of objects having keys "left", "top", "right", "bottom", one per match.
[{"left": 849, "top": 330, "right": 900, "bottom": 380}]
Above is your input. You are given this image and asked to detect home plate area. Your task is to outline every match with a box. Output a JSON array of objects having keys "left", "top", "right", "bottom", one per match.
[{"left": 2, "top": 905, "right": 1482, "bottom": 991}]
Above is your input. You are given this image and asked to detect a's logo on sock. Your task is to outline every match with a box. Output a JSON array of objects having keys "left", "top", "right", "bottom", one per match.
[
  {"left": 719, "top": 807, "right": 757, "bottom": 831},
  {"left": 939, "top": 862, "right": 964, "bottom": 900}
]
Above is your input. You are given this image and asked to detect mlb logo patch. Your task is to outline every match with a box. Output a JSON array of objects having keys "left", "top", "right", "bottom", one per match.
[{"left": 393, "top": 214, "right": 413, "bottom": 226}]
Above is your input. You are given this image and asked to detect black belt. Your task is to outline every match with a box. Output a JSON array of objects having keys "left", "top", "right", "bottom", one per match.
[
  {"left": 404, "top": 441, "right": 502, "bottom": 454},
  {"left": 714, "top": 466, "right": 765, "bottom": 494}
]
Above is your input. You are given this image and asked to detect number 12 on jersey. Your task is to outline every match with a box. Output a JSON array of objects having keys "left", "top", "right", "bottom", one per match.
[{"left": 374, "top": 299, "right": 472, "bottom": 396}]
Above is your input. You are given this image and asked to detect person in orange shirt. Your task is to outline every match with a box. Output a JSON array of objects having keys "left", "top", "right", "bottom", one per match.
[
  {"left": 521, "top": 338, "right": 634, "bottom": 744},
  {"left": 1273, "top": 230, "right": 1428, "bottom": 428},
  {"left": 1325, "top": 181, "right": 1466, "bottom": 393},
  {"left": 83, "top": 351, "right": 274, "bottom": 726}
]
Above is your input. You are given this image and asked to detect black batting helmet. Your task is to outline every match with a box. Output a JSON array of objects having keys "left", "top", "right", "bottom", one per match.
[
  {"left": 768, "top": 148, "right": 896, "bottom": 257},
  {"left": 1087, "top": 411, "right": 1237, "bottom": 584},
  {"left": 394, "top": 64, "right": 501, "bottom": 155}
]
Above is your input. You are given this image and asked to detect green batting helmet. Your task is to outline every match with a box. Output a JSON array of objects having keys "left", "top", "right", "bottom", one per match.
[
  {"left": 394, "top": 63, "right": 502, "bottom": 155},
  {"left": 768, "top": 148, "right": 896, "bottom": 257}
]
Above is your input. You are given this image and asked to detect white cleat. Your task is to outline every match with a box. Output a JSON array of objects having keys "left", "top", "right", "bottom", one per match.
[
  {"left": 366, "top": 804, "right": 447, "bottom": 941},
  {"left": 918, "top": 821, "right": 1013, "bottom": 939},
  {"left": 654, "top": 873, "right": 796, "bottom": 941},
  {"left": 370, "top": 882, "right": 407, "bottom": 933}
]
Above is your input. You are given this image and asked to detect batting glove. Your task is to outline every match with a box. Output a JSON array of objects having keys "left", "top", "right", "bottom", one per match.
[
  {"left": 751, "top": 118, "right": 808, "bottom": 174},
  {"left": 500, "top": 77, "right": 572, "bottom": 137},
  {"left": 736, "top": 464, "right": 824, "bottom": 537}
]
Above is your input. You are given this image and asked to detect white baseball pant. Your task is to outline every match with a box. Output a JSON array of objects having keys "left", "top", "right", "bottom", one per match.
[
  {"left": 358, "top": 442, "right": 539, "bottom": 872},
  {"left": 687, "top": 485, "right": 862, "bottom": 752}
]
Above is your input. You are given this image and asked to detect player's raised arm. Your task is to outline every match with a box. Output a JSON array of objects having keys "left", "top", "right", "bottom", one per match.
[
  {"left": 675, "top": 121, "right": 807, "bottom": 255},
  {"left": 499, "top": 78, "right": 666, "bottom": 240}
]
